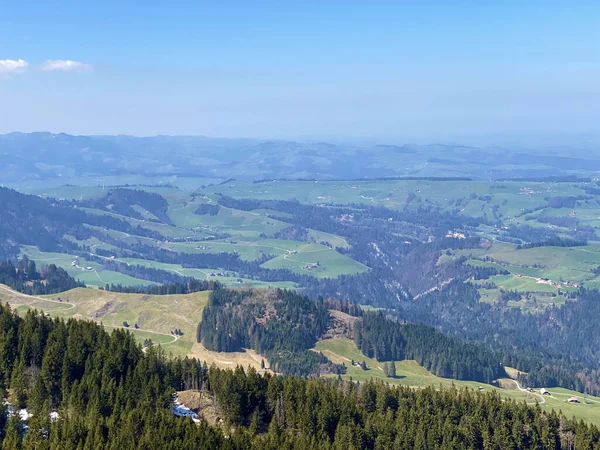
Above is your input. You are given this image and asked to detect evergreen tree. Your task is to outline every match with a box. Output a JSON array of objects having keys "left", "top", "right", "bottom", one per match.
[{"left": 2, "top": 415, "right": 23, "bottom": 450}]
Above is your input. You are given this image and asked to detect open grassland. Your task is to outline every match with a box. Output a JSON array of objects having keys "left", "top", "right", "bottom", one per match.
[
  {"left": 167, "top": 237, "right": 365, "bottom": 279},
  {"left": 0, "top": 285, "right": 209, "bottom": 357},
  {"left": 169, "top": 197, "right": 288, "bottom": 238},
  {"left": 260, "top": 243, "right": 369, "bottom": 278},
  {"left": 315, "top": 338, "right": 600, "bottom": 424},
  {"left": 0, "top": 284, "right": 271, "bottom": 369},
  {"left": 187, "top": 343, "right": 268, "bottom": 372},
  {"left": 20, "top": 246, "right": 157, "bottom": 287},
  {"left": 315, "top": 338, "right": 511, "bottom": 391},
  {"left": 81, "top": 206, "right": 210, "bottom": 240},
  {"left": 168, "top": 238, "right": 292, "bottom": 260},
  {"left": 443, "top": 242, "right": 600, "bottom": 302},
  {"left": 224, "top": 179, "right": 589, "bottom": 218},
  {"left": 117, "top": 257, "right": 299, "bottom": 289}
]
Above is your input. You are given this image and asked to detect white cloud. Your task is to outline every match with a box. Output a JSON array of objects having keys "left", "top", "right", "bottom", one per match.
[
  {"left": 40, "top": 60, "right": 93, "bottom": 72},
  {"left": 0, "top": 59, "right": 29, "bottom": 76}
]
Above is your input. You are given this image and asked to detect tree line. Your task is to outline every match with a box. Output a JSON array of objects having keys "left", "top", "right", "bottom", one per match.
[
  {"left": 1, "top": 302, "right": 599, "bottom": 448},
  {"left": 355, "top": 313, "right": 506, "bottom": 384},
  {"left": 101, "top": 278, "right": 220, "bottom": 295}
]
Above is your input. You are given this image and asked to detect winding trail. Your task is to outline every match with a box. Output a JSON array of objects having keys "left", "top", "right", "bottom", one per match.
[
  {"left": 0, "top": 284, "right": 76, "bottom": 310},
  {"left": 0, "top": 285, "right": 184, "bottom": 355},
  {"left": 511, "top": 379, "right": 546, "bottom": 404}
]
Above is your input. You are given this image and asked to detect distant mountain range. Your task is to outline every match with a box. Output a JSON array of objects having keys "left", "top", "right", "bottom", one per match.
[{"left": 1, "top": 132, "right": 599, "bottom": 183}]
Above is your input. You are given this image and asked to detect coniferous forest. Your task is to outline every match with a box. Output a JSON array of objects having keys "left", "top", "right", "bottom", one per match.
[
  {"left": 0, "top": 258, "right": 84, "bottom": 295},
  {"left": 1, "top": 302, "right": 600, "bottom": 449},
  {"left": 196, "top": 288, "right": 345, "bottom": 376}
]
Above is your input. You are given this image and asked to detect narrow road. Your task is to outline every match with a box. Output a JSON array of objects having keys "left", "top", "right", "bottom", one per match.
[{"left": 511, "top": 379, "right": 546, "bottom": 404}]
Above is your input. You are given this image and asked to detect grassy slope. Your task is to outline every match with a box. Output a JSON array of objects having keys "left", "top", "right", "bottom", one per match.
[
  {"left": 453, "top": 242, "right": 600, "bottom": 290},
  {"left": 0, "top": 284, "right": 267, "bottom": 371},
  {"left": 0, "top": 285, "right": 209, "bottom": 356},
  {"left": 260, "top": 243, "right": 369, "bottom": 278},
  {"left": 117, "top": 257, "right": 299, "bottom": 289},
  {"left": 315, "top": 338, "right": 600, "bottom": 425},
  {"left": 20, "top": 246, "right": 158, "bottom": 287}
]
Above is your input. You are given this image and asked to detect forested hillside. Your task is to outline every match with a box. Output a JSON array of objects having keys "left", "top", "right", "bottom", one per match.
[
  {"left": 0, "top": 303, "right": 599, "bottom": 449},
  {"left": 355, "top": 313, "right": 506, "bottom": 384},
  {"left": 196, "top": 288, "right": 345, "bottom": 376},
  {"left": 0, "top": 257, "right": 84, "bottom": 295},
  {"left": 196, "top": 288, "right": 507, "bottom": 384},
  {"left": 0, "top": 187, "right": 162, "bottom": 260}
]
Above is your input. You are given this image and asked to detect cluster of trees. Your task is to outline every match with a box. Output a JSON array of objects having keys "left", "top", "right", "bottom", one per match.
[
  {"left": 197, "top": 288, "right": 345, "bottom": 376},
  {"left": 546, "top": 196, "right": 585, "bottom": 209},
  {"left": 79, "top": 188, "right": 173, "bottom": 224},
  {"left": 274, "top": 226, "right": 309, "bottom": 242},
  {"left": 517, "top": 236, "right": 588, "bottom": 250},
  {"left": 207, "top": 367, "right": 600, "bottom": 450},
  {"left": 383, "top": 360, "right": 397, "bottom": 378},
  {"left": 355, "top": 313, "right": 506, "bottom": 384},
  {"left": 536, "top": 214, "right": 580, "bottom": 229},
  {"left": 194, "top": 203, "right": 220, "bottom": 216},
  {"left": 0, "top": 258, "right": 84, "bottom": 295},
  {"left": 102, "top": 278, "right": 219, "bottom": 295},
  {"left": 0, "top": 302, "right": 227, "bottom": 449},
  {"left": 503, "top": 224, "right": 559, "bottom": 245}
]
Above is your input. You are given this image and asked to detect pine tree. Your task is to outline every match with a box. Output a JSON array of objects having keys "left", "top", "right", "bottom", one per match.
[
  {"left": 9, "top": 360, "right": 27, "bottom": 409},
  {"left": 2, "top": 415, "right": 23, "bottom": 450},
  {"left": 389, "top": 360, "right": 396, "bottom": 378}
]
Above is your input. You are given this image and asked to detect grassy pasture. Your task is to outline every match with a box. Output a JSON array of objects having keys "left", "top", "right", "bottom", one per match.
[
  {"left": 224, "top": 180, "right": 590, "bottom": 220},
  {"left": 168, "top": 198, "right": 288, "bottom": 238},
  {"left": 20, "top": 246, "right": 157, "bottom": 287},
  {"left": 117, "top": 257, "right": 299, "bottom": 289},
  {"left": 260, "top": 243, "right": 369, "bottom": 278},
  {"left": 169, "top": 239, "right": 289, "bottom": 261},
  {"left": 1, "top": 284, "right": 272, "bottom": 365},
  {"left": 315, "top": 338, "right": 600, "bottom": 424},
  {"left": 451, "top": 242, "right": 600, "bottom": 295},
  {"left": 1, "top": 285, "right": 209, "bottom": 357},
  {"left": 81, "top": 207, "right": 209, "bottom": 240}
]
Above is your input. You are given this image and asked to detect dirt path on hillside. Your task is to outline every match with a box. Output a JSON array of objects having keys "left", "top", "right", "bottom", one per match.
[{"left": 0, "top": 284, "right": 76, "bottom": 310}]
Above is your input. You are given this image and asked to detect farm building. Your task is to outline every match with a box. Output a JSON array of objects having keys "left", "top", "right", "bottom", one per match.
[
  {"left": 568, "top": 396, "right": 580, "bottom": 403},
  {"left": 540, "top": 388, "right": 551, "bottom": 395}
]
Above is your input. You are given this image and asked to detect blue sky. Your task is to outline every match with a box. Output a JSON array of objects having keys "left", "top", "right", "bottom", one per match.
[{"left": 1, "top": 1, "right": 599, "bottom": 140}]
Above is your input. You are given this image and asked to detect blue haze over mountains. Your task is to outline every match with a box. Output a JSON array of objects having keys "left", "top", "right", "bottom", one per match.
[{"left": 2, "top": 132, "right": 600, "bottom": 184}]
